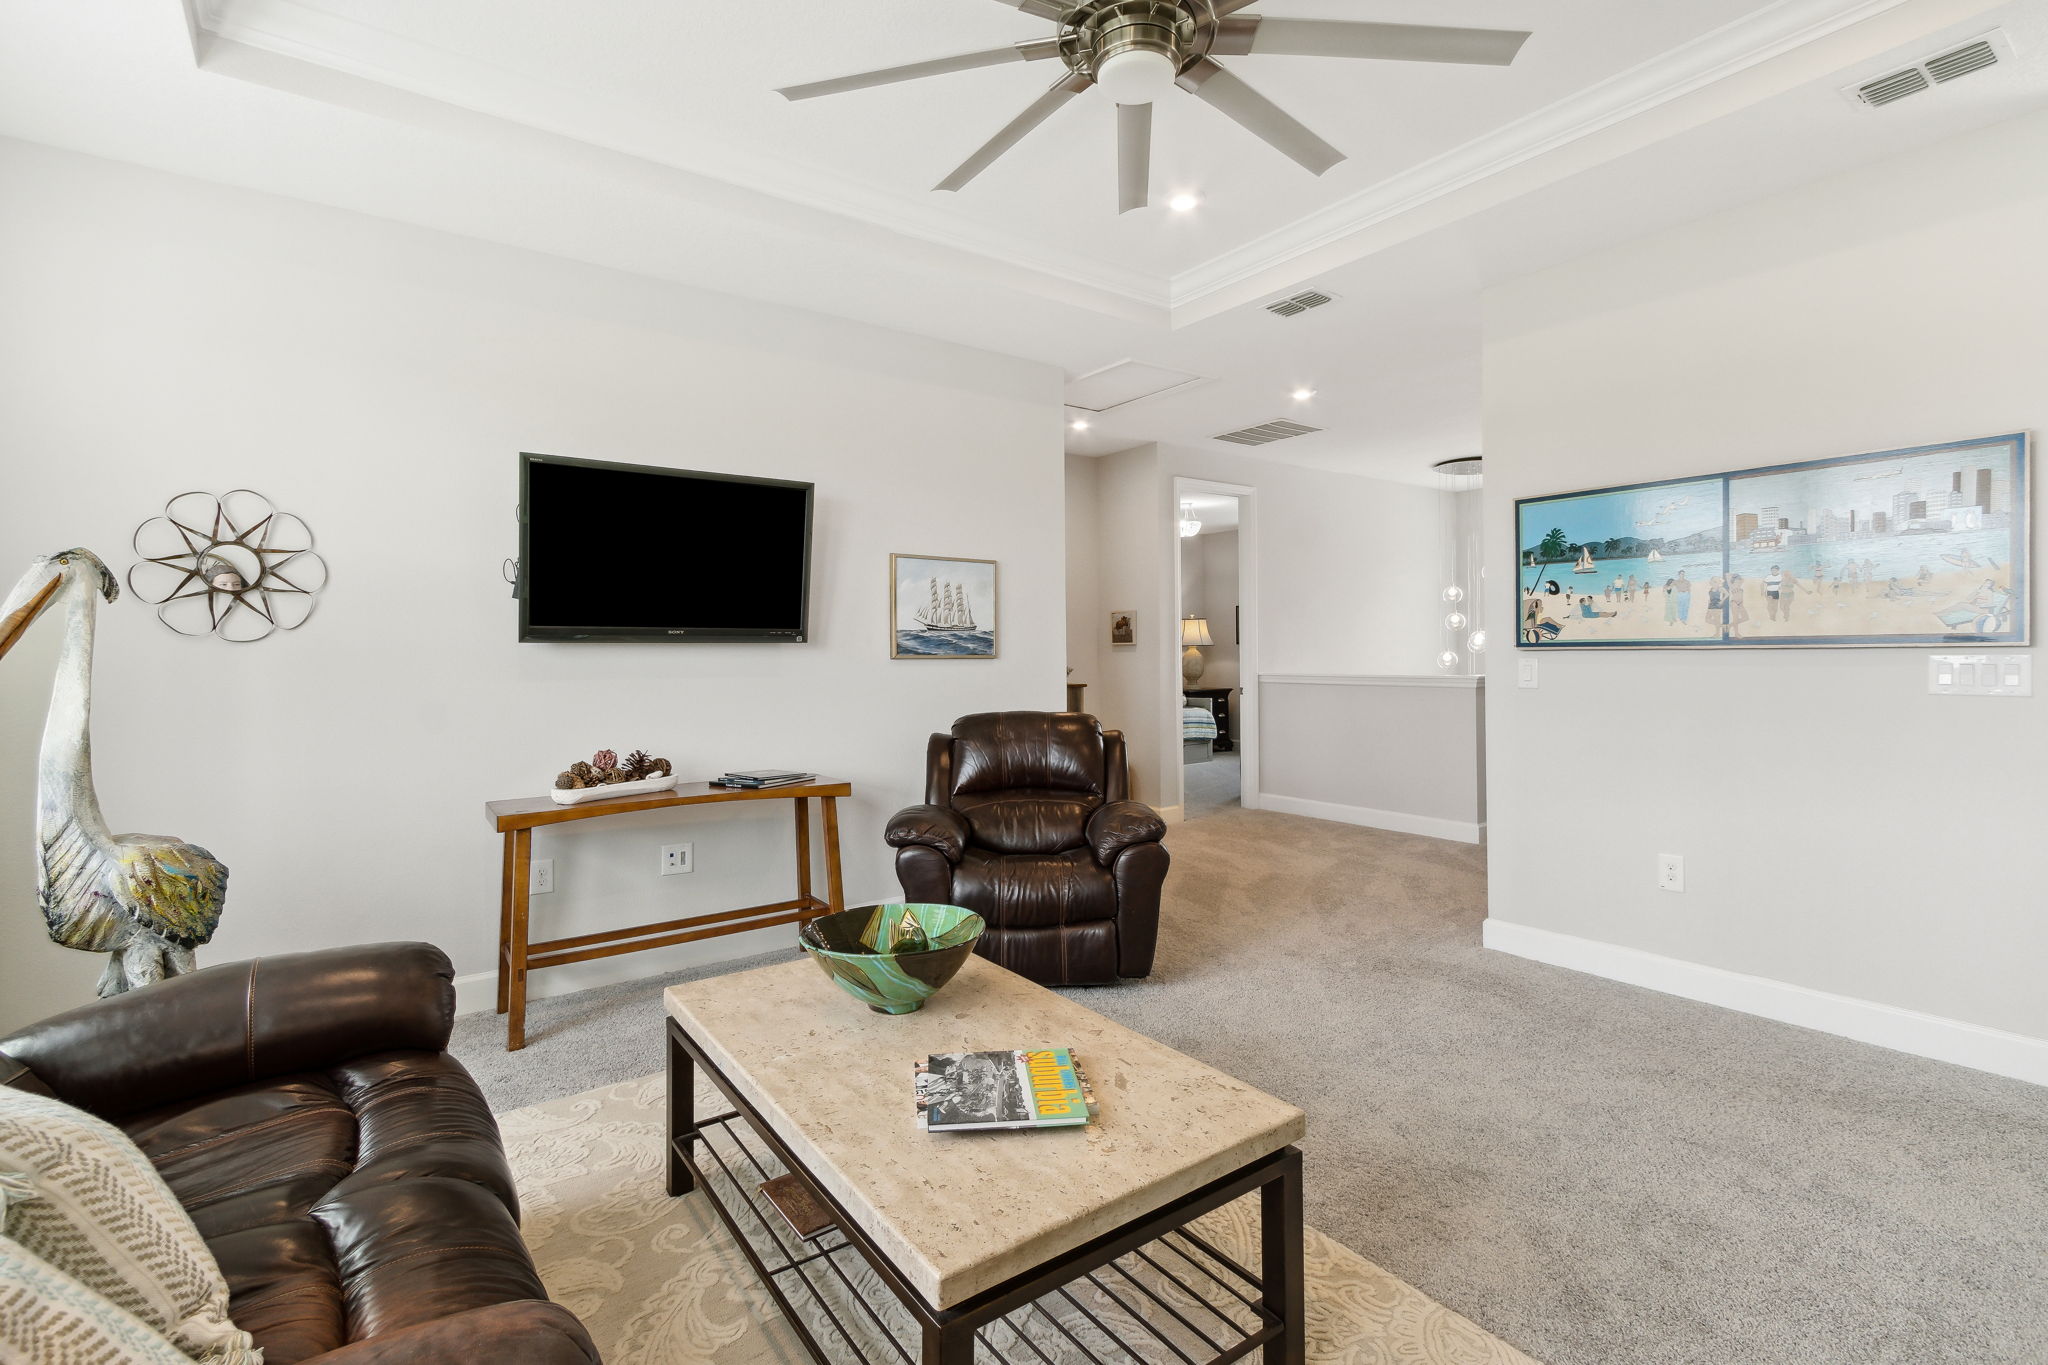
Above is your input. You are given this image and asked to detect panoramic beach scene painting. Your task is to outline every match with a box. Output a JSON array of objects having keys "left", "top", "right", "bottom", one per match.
[
  {"left": 1518, "top": 434, "right": 2028, "bottom": 648},
  {"left": 891, "top": 553, "right": 997, "bottom": 659}
]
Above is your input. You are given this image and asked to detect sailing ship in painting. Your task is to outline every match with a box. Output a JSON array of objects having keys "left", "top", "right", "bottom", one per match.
[
  {"left": 914, "top": 578, "right": 976, "bottom": 632},
  {"left": 893, "top": 554, "right": 997, "bottom": 658}
]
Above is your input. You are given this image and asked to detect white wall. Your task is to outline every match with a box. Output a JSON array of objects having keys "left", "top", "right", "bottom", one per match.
[
  {"left": 1482, "top": 108, "right": 2048, "bottom": 1068},
  {"left": 1260, "top": 677, "right": 1484, "bottom": 842},
  {"left": 1162, "top": 444, "right": 1443, "bottom": 678},
  {"left": 1084, "top": 446, "right": 1172, "bottom": 806},
  {"left": 1194, "top": 530, "right": 1239, "bottom": 689},
  {"left": 1064, "top": 453, "right": 1103, "bottom": 707},
  {"left": 0, "top": 139, "right": 1065, "bottom": 1032},
  {"left": 1177, "top": 534, "right": 1205, "bottom": 622},
  {"left": 1071, "top": 442, "right": 1454, "bottom": 811}
]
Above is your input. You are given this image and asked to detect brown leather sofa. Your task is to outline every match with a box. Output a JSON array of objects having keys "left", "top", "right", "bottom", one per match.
[
  {"left": 0, "top": 943, "right": 598, "bottom": 1365},
  {"left": 885, "top": 712, "right": 1168, "bottom": 984}
]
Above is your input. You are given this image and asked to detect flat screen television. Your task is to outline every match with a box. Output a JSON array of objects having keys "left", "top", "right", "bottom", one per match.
[{"left": 518, "top": 453, "right": 813, "bottom": 642}]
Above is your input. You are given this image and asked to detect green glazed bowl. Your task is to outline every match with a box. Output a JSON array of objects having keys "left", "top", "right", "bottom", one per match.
[{"left": 799, "top": 903, "right": 985, "bottom": 1015}]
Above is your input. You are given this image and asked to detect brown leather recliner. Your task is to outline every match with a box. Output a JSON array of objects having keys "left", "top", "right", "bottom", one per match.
[
  {"left": 0, "top": 943, "right": 598, "bottom": 1365},
  {"left": 885, "top": 712, "right": 1168, "bottom": 984}
]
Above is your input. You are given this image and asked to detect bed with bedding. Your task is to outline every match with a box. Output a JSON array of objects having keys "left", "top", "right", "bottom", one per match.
[{"left": 1182, "top": 701, "right": 1217, "bottom": 763}]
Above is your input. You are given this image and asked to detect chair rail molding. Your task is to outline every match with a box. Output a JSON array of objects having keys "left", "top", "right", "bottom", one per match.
[{"left": 1261, "top": 674, "right": 1483, "bottom": 688}]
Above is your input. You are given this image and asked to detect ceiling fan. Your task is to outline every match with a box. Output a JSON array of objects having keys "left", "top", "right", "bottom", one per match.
[{"left": 777, "top": 1, "right": 1532, "bottom": 213}]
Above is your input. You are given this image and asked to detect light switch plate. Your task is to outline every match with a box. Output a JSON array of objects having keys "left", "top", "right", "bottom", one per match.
[
  {"left": 1518, "top": 658, "right": 1539, "bottom": 689},
  {"left": 1928, "top": 653, "right": 2030, "bottom": 696}
]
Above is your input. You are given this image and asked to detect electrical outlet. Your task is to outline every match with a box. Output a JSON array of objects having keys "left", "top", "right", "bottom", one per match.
[
  {"left": 1657, "top": 853, "right": 1684, "bottom": 893},
  {"left": 1518, "top": 658, "right": 1539, "bottom": 689},
  {"left": 661, "top": 843, "right": 694, "bottom": 876},
  {"left": 531, "top": 859, "right": 554, "bottom": 895}
]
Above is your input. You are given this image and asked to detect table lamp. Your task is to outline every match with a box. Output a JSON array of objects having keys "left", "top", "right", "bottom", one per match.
[{"left": 1180, "top": 616, "right": 1214, "bottom": 684}]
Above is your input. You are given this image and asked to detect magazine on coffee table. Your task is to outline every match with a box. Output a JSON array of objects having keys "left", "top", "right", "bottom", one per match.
[{"left": 914, "top": 1048, "right": 1097, "bottom": 1132}]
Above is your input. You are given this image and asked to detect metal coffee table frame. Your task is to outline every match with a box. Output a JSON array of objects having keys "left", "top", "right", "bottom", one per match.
[{"left": 668, "top": 1018, "right": 1306, "bottom": 1365}]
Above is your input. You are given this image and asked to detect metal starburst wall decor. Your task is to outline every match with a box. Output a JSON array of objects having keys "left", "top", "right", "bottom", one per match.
[{"left": 128, "top": 490, "right": 328, "bottom": 642}]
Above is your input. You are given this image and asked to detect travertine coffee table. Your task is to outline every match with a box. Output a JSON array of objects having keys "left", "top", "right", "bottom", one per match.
[{"left": 666, "top": 955, "right": 1308, "bottom": 1365}]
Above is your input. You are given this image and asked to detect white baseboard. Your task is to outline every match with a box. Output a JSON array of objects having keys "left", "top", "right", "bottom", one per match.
[
  {"left": 1258, "top": 793, "right": 1483, "bottom": 845},
  {"left": 1482, "top": 918, "right": 2048, "bottom": 1087},
  {"left": 1157, "top": 804, "right": 1186, "bottom": 826},
  {"left": 453, "top": 888, "right": 895, "bottom": 1017}
]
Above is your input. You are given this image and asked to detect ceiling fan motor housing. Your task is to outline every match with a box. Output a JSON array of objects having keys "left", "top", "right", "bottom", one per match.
[{"left": 1065, "top": 1, "right": 1203, "bottom": 89}]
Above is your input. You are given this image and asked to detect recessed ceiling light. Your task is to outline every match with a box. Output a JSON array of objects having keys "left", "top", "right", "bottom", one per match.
[
  {"left": 1168, "top": 193, "right": 1200, "bottom": 213},
  {"left": 1291, "top": 387, "right": 1317, "bottom": 402},
  {"left": 1071, "top": 419, "right": 1090, "bottom": 431}
]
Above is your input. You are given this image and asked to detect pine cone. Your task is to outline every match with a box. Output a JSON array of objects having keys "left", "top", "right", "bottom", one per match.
[
  {"left": 623, "top": 749, "right": 654, "bottom": 779},
  {"left": 592, "top": 749, "right": 618, "bottom": 772}
]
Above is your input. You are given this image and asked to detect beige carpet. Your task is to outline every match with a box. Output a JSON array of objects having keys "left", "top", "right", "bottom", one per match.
[{"left": 499, "top": 1073, "right": 1540, "bottom": 1365}]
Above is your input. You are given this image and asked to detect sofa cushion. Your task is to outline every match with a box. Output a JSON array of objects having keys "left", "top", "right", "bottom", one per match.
[
  {"left": 950, "top": 713, "right": 1108, "bottom": 799},
  {"left": 0, "top": 1085, "right": 258, "bottom": 1365},
  {"left": 951, "top": 791, "right": 1102, "bottom": 855},
  {"left": 952, "top": 849, "right": 1117, "bottom": 927},
  {"left": 0, "top": 1231, "right": 198, "bottom": 1365},
  {"left": 119, "top": 1050, "right": 525, "bottom": 1365}
]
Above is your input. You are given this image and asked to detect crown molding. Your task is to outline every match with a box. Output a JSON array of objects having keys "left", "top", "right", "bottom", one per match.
[
  {"left": 1165, "top": 0, "right": 2007, "bottom": 316},
  {"left": 191, "top": 0, "right": 2008, "bottom": 333},
  {"left": 194, "top": 0, "right": 1170, "bottom": 319}
]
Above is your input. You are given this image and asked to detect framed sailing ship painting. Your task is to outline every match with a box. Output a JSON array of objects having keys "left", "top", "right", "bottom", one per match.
[
  {"left": 891, "top": 554, "right": 998, "bottom": 659},
  {"left": 1516, "top": 432, "right": 2029, "bottom": 649}
]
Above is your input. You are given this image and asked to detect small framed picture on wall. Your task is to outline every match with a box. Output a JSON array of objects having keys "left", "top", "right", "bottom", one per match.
[
  {"left": 1108, "top": 610, "right": 1136, "bottom": 646},
  {"left": 891, "top": 553, "right": 998, "bottom": 659}
]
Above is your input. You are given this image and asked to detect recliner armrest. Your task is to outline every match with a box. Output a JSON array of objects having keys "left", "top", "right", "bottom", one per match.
[
  {"left": 0, "top": 942, "right": 455, "bottom": 1120},
  {"left": 305, "top": 1300, "right": 599, "bottom": 1364},
  {"left": 884, "top": 804, "right": 971, "bottom": 864},
  {"left": 1086, "top": 801, "right": 1166, "bottom": 866}
]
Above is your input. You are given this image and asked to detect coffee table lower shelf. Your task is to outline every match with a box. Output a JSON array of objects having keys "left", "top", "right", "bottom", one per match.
[{"left": 668, "top": 1022, "right": 1305, "bottom": 1365}]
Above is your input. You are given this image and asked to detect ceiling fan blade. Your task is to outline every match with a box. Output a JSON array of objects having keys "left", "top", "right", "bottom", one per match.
[
  {"left": 1176, "top": 57, "right": 1344, "bottom": 176},
  {"left": 779, "top": 38, "right": 1060, "bottom": 101},
  {"left": 1117, "top": 102, "right": 1152, "bottom": 213},
  {"left": 1214, "top": 17, "right": 1530, "bottom": 66},
  {"left": 936, "top": 72, "right": 1091, "bottom": 192},
  {"left": 993, "top": 0, "right": 1068, "bottom": 18}
]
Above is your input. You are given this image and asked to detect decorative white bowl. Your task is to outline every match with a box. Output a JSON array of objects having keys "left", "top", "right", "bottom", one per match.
[{"left": 548, "top": 774, "right": 679, "bottom": 805}]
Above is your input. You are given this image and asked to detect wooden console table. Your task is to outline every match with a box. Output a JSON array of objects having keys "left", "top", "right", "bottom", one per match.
[{"left": 484, "top": 780, "right": 850, "bottom": 1051}]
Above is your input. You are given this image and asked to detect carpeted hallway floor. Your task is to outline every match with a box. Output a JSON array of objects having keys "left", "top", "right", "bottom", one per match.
[
  {"left": 452, "top": 808, "right": 2048, "bottom": 1365},
  {"left": 1183, "top": 751, "right": 1241, "bottom": 819}
]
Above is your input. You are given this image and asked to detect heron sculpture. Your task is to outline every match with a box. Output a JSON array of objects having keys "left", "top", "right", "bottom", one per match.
[{"left": 0, "top": 548, "right": 226, "bottom": 995}]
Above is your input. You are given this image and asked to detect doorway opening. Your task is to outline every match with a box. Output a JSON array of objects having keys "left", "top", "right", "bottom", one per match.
[{"left": 1171, "top": 478, "right": 1256, "bottom": 822}]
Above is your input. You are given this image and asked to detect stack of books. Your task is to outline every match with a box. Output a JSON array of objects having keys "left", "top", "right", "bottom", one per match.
[{"left": 711, "top": 770, "right": 816, "bottom": 790}]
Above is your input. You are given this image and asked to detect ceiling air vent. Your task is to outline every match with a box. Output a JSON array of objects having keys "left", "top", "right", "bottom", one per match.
[
  {"left": 1855, "top": 68, "right": 1930, "bottom": 107},
  {"left": 1925, "top": 39, "right": 1998, "bottom": 83},
  {"left": 1845, "top": 31, "right": 2007, "bottom": 109},
  {"left": 1264, "top": 290, "right": 1335, "bottom": 318},
  {"left": 1212, "top": 419, "right": 1323, "bottom": 447}
]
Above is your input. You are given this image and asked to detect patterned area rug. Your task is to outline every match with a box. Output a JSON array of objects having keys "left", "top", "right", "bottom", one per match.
[{"left": 499, "top": 1076, "right": 1540, "bottom": 1365}]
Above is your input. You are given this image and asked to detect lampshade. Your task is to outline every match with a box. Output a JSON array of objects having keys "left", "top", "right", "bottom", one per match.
[{"left": 1180, "top": 617, "right": 1213, "bottom": 646}]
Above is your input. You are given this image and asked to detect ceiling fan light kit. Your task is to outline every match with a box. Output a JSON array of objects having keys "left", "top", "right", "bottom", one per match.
[{"left": 778, "top": 0, "right": 1531, "bottom": 215}]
